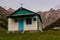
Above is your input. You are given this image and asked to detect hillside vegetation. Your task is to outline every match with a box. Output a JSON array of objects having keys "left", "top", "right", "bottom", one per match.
[{"left": 0, "top": 19, "right": 7, "bottom": 29}]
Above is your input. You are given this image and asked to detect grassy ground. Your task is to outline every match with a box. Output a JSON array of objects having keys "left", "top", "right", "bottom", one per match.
[{"left": 0, "top": 27, "right": 60, "bottom": 40}]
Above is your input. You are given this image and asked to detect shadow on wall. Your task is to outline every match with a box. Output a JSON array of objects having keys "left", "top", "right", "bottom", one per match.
[{"left": 43, "top": 19, "right": 60, "bottom": 31}]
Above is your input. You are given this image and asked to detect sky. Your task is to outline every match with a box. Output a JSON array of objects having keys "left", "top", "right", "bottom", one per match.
[{"left": 0, "top": 0, "right": 60, "bottom": 12}]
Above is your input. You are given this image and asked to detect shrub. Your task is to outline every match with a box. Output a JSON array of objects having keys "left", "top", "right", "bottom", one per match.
[{"left": 0, "top": 19, "right": 8, "bottom": 29}]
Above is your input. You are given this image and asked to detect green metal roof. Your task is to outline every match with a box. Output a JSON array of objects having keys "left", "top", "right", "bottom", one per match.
[
  {"left": 7, "top": 7, "right": 42, "bottom": 23},
  {"left": 10, "top": 7, "right": 36, "bottom": 16}
]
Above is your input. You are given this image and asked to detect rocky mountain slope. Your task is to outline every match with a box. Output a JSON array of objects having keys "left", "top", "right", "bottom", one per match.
[
  {"left": 38, "top": 8, "right": 60, "bottom": 28},
  {"left": 0, "top": 6, "right": 9, "bottom": 19},
  {"left": 7, "top": 8, "right": 15, "bottom": 14},
  {"left": 0, "top": 6, "right": 14, "bottom": 19}
]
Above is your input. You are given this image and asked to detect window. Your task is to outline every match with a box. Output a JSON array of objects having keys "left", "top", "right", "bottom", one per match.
[
  {"left": 26, "top": 18, "right": 32, "bottom": 25},
  {"left": 33, "top": 18, "right": 36, "bottom": 21},
  {"left": 14, "top": 19, "right": 18, "bottom": 22}
]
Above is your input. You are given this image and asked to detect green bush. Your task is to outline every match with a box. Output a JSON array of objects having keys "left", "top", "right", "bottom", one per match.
[{"left": 0, "top": 19, "right": 8, "bottom": 29}]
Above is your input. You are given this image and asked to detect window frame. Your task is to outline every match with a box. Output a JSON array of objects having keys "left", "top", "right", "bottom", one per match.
[{"left": 26, "top": 18, "right": 32, "bottom": 25}]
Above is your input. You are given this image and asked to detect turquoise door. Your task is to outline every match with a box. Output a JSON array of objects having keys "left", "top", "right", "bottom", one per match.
[{"left": 19, "top": 20, "right": 24, "bottom": 30}]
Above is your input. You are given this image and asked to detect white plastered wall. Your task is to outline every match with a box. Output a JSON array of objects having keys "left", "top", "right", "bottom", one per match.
[
  {"left": 24, "top": 16, "right": 38, "bottom": 31},
  {"left": 8, "top": 18, "right": 18, "bottom": 31},
  {"left": 8, "top": 16, "right": 41, "bottom": 31}
]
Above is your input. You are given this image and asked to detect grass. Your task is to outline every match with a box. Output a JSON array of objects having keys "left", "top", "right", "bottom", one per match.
[{"left": 0, "top": 27, "right": 60, "bottom": 40}]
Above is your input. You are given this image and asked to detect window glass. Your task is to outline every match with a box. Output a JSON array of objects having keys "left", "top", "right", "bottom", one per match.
[{"left": 26, "top": 18, "right": 32, "bottom": 25}]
